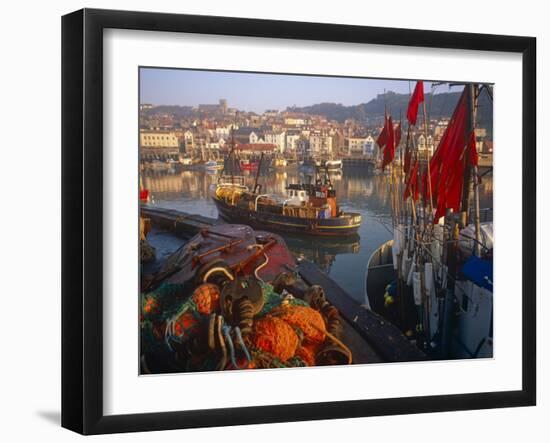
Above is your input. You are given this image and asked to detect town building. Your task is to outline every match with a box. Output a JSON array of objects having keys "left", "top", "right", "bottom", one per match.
[
  {"left": 309, "top": 133, "right": 333, "bottom": 156},
  {"left": 140, "top": 130, "right": 179, "bottom": 148},
  {"left": 139, "top": 130, "right": 180, "bottom": 161},
  {"left": 264, "top": 130, "right": 286, "bottom": 153},
  {"left": 285, "top": 132, "right": 302, "bottom": 155},
  {"left": 417, "top": 133, "right": 435, "bottom": 159}
]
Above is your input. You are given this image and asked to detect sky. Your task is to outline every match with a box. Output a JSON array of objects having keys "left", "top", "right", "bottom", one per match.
[{"left": 140, "top": 68, "right": 436, "bottom": 113}]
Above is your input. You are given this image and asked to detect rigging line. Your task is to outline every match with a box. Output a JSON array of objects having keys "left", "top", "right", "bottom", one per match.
[{"left": 372, "top": 216, "right": 486, "bottom": 289}]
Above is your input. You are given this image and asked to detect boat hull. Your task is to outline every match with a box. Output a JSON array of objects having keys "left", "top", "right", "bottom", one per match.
[{"left": 213, "top": 197, "right": 360, "bottom": 237}]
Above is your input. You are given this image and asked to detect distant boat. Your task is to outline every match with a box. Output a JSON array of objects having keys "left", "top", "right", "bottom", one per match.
[
  {"left": 274, "top": 157, "right": 287, "bottom": 168},
  {"left": 179, "top": 156, "right": 192, "bottom": 166},
  {"left": 149, "top": 160, "right": 172, "bottom": 171},
  {"left": 298, "top": 158, "right": 317, "bottom": 174},
  {"left": 204, "top": 160, "right": 222, "bottom": 171},
  {"left": 240, "top": 159, "right": 259, "bottom": 171},
  {"left": 325, "top": 159, "right": 343, "bottom": 171}
]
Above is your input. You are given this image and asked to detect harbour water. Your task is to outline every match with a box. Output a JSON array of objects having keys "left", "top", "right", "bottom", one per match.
[{"left": 143, "top": 168, "right": 493, "bottom": 303}]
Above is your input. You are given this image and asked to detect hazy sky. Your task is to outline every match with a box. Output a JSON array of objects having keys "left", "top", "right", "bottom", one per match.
[{"left": 140, "top": 68, "right": 436, "bottom": 113}]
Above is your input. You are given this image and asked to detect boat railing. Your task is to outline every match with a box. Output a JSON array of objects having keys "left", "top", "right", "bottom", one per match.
[
  {"left": 218, "top": 175, "right": 246, "bottom": 186},
  {"left": 255, "top": 194, "right": 277, "bottom": 211}
]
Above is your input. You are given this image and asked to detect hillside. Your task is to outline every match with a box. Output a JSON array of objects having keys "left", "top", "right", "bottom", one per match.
[{"left": 287, "top": 89, "right": 493, "bottom": 135}]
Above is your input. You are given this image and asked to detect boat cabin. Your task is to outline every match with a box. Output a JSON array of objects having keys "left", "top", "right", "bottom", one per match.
[{"left": 286, "top": 188, "right": 309, "bottom": 205}]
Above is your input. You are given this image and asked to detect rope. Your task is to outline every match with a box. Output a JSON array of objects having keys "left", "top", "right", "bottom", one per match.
[
  {"left": 255, "top": 253, "right": 269, "bottom": 282},
  {"left": 246, "top": 244, "right": 270, "bottom": 282},
  {"left": 311, "top": 323, "right": 353, "bottom": 365},
  {"left": 216, "top": 316, "right": 227, "bottom": 370},
  {"left": 234, "top": 326, "right": 252, "bottom": 363},
  {"left": 202, "top": 266, "right": 234, "bottom": 283},
  {"left": 222, "top": 325, "right": 252, "bottom": 369}
]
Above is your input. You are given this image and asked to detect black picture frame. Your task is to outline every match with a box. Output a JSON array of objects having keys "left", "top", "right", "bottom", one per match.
[{"left": 62, "top": 8, "right": 536, "bottom": 435}]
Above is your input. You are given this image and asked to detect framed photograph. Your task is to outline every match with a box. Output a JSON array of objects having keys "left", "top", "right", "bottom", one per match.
[{"left": 62, "top": 8, "right": 536, "bottom": 435}]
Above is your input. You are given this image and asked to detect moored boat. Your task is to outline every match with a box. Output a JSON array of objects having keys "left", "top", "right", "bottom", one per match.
[
  {"left": 365, "top": 82, "right": 494, "bottom": 360},
  {"left": 204, "top": 160, "right": 221, "bottom": 171},
  {"left": 325, "top": 159, "right": 343, "bottom": 171},
  {"left": 365, "top": 223, "right": 494, "bottom": 359},
  {"left": 240, "top": 159, "right": 259, "bottom": 171},
  {"left": 212, "top": 174, "right": 362, "bottom": 237}
]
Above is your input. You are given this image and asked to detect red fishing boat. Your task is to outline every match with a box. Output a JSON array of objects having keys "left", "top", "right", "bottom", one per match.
[{"left": 240, "top": 159, "right": 259, "bottom": 171}]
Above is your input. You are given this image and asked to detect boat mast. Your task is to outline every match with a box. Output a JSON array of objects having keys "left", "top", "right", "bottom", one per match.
[
  {"left": 470, "top": 84, "right": 482, "bottom": 257},
  {"left": 460, "top": 85, "right": 475, "bottom": 218},
  {"left": 422, "top": 91, "right": 434, "bottom": 219},
  {"left": 253, "top": 152, "right": 264, "bottom": 194}
]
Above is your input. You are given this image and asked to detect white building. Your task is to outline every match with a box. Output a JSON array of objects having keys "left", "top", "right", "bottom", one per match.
[
  {"left": 309, "top": 134, "right": 333, "bottom": 156},
  {"left": 215, "top": 126, "right": 231, "bottom": 140},
  {"left": 346, "top": 137, "right": 367, "bottom": 156},
  {"left": 417, "top": 134, "right": 435, "bottom": 158},
  {"left": 364, "top": 135, "right": 376, "bottom": 156},
  {"left": 264, "top": 130, "right": 286, "bottom": 153},
  {"left": 285, "top": 133, "right": 301, "bottom": 154}
]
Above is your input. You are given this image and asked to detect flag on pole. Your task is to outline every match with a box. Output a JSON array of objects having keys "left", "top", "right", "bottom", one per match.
[
  {"left": 381, "top": 116, "right": 395, "bottom": 169},
  {"left": 423, "top": 87, "right": 470, "bottom": 221},
  {"left": 376, "top": 114, "right": 389, "bottom": 148},
  {"left": 394, "top": 121, "right": 402, "bottom": 147},
  {"left": 407, "top": 81, "right": 425, "bottom": 126},
  {"left": 403, "top": 160, "right": 419, "bottom": 201}
]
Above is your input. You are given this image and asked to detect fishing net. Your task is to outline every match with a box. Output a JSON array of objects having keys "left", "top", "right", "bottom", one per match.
[{"left": 140, "top": 277, "right": 351, "bottom": 372}]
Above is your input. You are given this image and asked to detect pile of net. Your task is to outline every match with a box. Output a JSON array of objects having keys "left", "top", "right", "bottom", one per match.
[{"left": 140, "top": 273, "right": 352, "bottom": 373}]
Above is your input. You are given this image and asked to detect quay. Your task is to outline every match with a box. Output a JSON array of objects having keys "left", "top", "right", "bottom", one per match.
[{"left": 141, "top": 205, "right": 220, "bottom": 238}]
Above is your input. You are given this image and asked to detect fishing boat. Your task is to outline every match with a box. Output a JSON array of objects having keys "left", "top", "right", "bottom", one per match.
[
  {"left": 211, "top": 169, "right": 362, "bottom": 236},
  {"left": 204, "top": 160, "right": 221, "bottom": 171},
  {"left": 365, "top": 223, "right": 493, "bottom": 359},
  {"left": 179, "top": 155, "right": 192, "bottom": 167},
  {"left": 274, "top": 157, "right": 288, "bottom": 169},
  {"left": 365, "top": 82, "right": 494, "bottom": 359},
  {"left": 299, "top": 157, "right": 320, "bottom": 174},
  {"left": 325, "top": 159, "right": 343, "bottom": 171},
  {"left": 148, "top": 159, "right": 173, "bottom": 172},
  {"left": 240, "top": 159, "right": 259, "bottom": 171},
  {"left": 139, "top": 206, "right": 424, "bottom": 374}
]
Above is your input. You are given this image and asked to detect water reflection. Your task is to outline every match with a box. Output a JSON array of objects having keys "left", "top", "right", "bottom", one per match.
[{"left": 143, "top": 168, "right": 493, "bottom": 302}]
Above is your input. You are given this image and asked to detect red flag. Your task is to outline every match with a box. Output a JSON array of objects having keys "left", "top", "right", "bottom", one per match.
[
  {"left": 423, "top": 87, "right": 470, "bottom": 222},
  {"left": 381, "top": 116, "right": 395, "bottom": 169},
  {"left": 376, "top": 114, "right": 388, "bottom": 148},
  {"left": 403, "top": 160, "right": 419, "bottom": 201},
  {"left": 394, "top": 121, "right": 402, "bottom": 147},
  {"left": 468, "top": 131, "right": 478, "bottom": 166},
  {"left": 407, "top": 81, "right": 425, "bottom": 126}
]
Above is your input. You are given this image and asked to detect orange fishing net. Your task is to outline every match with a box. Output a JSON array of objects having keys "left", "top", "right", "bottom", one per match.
[
  {"left": 252, "top": 316, "right": 299, "bottom": 362},
  {"left": 295, "top": 342, "right": 320, "bottom": 367},
  {"left": 273, "top": 305, "right": 326, "bottom": 344},
  {"left": 192, "top": 283, "right": 221, "bottom": 315},
  {"left": 172, "top": 311, "right": 200, "bottom": 337}
]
